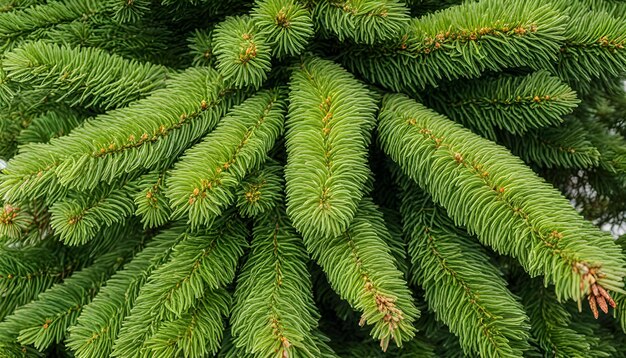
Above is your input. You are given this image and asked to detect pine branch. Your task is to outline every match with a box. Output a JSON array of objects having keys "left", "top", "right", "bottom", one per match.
[
  {"left": 236, "top": 161, "right": 283, "bottom": 218},
  {"left": 67, "top": 225, "right": 186, "bottom": 358},
  {"left": 312, "top": 0, "right": 410, "bottom": 44},
  {"left": 0, "top": 66, "right": 244, "bottom": 202},
  {"left": 252, "top": 0, "right": 314, "bottom": 58},
  {"left": 285, "top": 56, "right": 376, "bottom": 239},
  {"left": 111, "top": 214, "right": 247, "bottom": 358},
  {"left": 213, "top": 15, "right": 272, "bottom": 89},
  {"left": 399, "top": 181, "right": 530, "bottom": 357},
  {"left": 231, "top": 204, "right": 323, "bottom": 357},
  {"left": 423, "top": 71, "right": 579, "bottom": 139},
  {"left": 1, "top": 41, "right": 169, "bottom": 110},
  {"left": 340, "top": 0, "right": 567, "bottom": 91},
  {"left": 167, "top": 89, "right": 286, "bottom": 228},
  {"left": 304, "top": 197, "right": 419, "bottom": 350},
  {"left": 0, "top": 237, "right": 139, "bottom": 350},
  {"left": 378, "top": 93, "right": 626, "bottom": 304}
]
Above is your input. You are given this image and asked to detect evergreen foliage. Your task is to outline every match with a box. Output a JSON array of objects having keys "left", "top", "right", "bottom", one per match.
[{"left": 0, "top": 0, "right": 625, "bottom": 356}]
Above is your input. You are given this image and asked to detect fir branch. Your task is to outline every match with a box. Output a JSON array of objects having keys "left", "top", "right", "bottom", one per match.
[
  {"left": 0, "top": 0, "right": 104, "bottom": 51},
  {"left": 312, "top": 0, "right": 410, "bottom": 44},
  {"left": 252, "top": 0, "right": 314, "bottom": 58},
  {"left": 378, "top": 93, "right": 626, "bottom": 303},
  {"left": 231, "top": 204, "right": 322, "bottom": 357},
  {"left": 0, "top": 66, "right": 244, "bottom": 202},
  {"left": 399, "top": 182, "right": 530, "bottom": 357},
  {"left": 167, "top": 89, "right": 286, "bottom": 228},
  {"left": 553, "top": 4, "right": 626, "bottom": 93},
  {"left": 423, "top": 71, "right": 580, "bottom": 139},
  {"left": 103, "top": 0, "right": 151, "bottom": 23},
  {"left": 187, "top": 28, "right": 215, "bottom": 67},
  {"left": 340, "top": 0, "right": 567, "bottom": 91},
  {"left": 285, "top": 56, "right": 376, "bottom": 239},
  {"left": 66, "top": 225, "right": 186, "bottom": 358},
  {"left": 304, "top": 197, "right": 419, "bottom": 350},
  {"left": 17, "top": 109, "right": 83, "bottom": 146},
  {"left": 213, "top": 15, "right": 272, "bottom": 89},
  {"left": 111, "top": 214, "right": 248, "bottom": 358}
]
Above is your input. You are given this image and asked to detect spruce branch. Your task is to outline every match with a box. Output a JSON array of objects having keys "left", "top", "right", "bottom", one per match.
[
  {"left": 67, "top": 226, "right": 186, "bottom": 358},
  {"left": 1, "top": 41, "right": 169, "bottom": 110},
  {"left": 236, "top": 161, "right": 283, "bottom": 218},
  {"left": 17, "top": 109, "right": 83, "bottom": 146},
  {"left": 0, "top": 66, "right": 244, "bottom": 201},
  {"left": 0, "top": 0, "right": 105, "bottom": 51},
  {"left": 213, "top": 15, "right": 272, "bottom": 89},
  {"left": 399, "top": 181, "right": 530, "bottom": 357},
  {"left": 515, "top": 276, "right": 592, "bottom": 357},
  {"left": 0, "top": 236, "right": 139, "bottom": 350},
  {"left": 252, "top": 0, "right": 314, "bottom": 58},
  {"left": 49, "top": 180, "right": 138, "bottom": 246},
  {"left": 0, "top": 245, "right": 72, "bottom": 321},
  {"left": 378, "top": 93, "right": 626, "bottom": 304},
  {"left": 167, "top": 89, "right": 286, "bottom": 228},
  {"left": 111, "top": 214, "right": 247, "bottom": 358},
  {"left": 285, "top": 56, "right": 376, "bottom": 239},
  {"left": 142, "top": 288, "right": 231, "bottom": 358},
  {"left": 134, "top": 171, "right": 172, "bottom": 229},
  {"left": 423, "top": 71, "right": 580, "bottom": 139},
  {"left": 341, "top": 0, "right": 567, "bottom": 91},
  {"left": 304, "top": 197, "right": 419, "bottom": 350},
  {"left": 313, "top": 0, "right": 410, "bottom": 44},
  {"left": 231, "top": 204, "right": 323, "bottom": 357},
  {"left": 499, "top": 119, "right": 601, "bottom": 169},
  {"left": 552, "top": 3, "right": 626, "bottom": 93},
  {"left": 187, "top": 28, "right": 215, "bottom": 67},
  {"left": 103, "top": 0, "right": 151, "bottom": 23}
]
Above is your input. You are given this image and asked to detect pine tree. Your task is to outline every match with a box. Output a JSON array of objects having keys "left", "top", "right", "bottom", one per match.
[{"left": 0, "top": 0, "right": 625, "bottom": 357}]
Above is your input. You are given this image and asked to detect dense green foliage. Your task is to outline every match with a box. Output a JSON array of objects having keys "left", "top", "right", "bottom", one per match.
[{"left": 0, "top": 0, "right": 626, "bottom": 357}]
